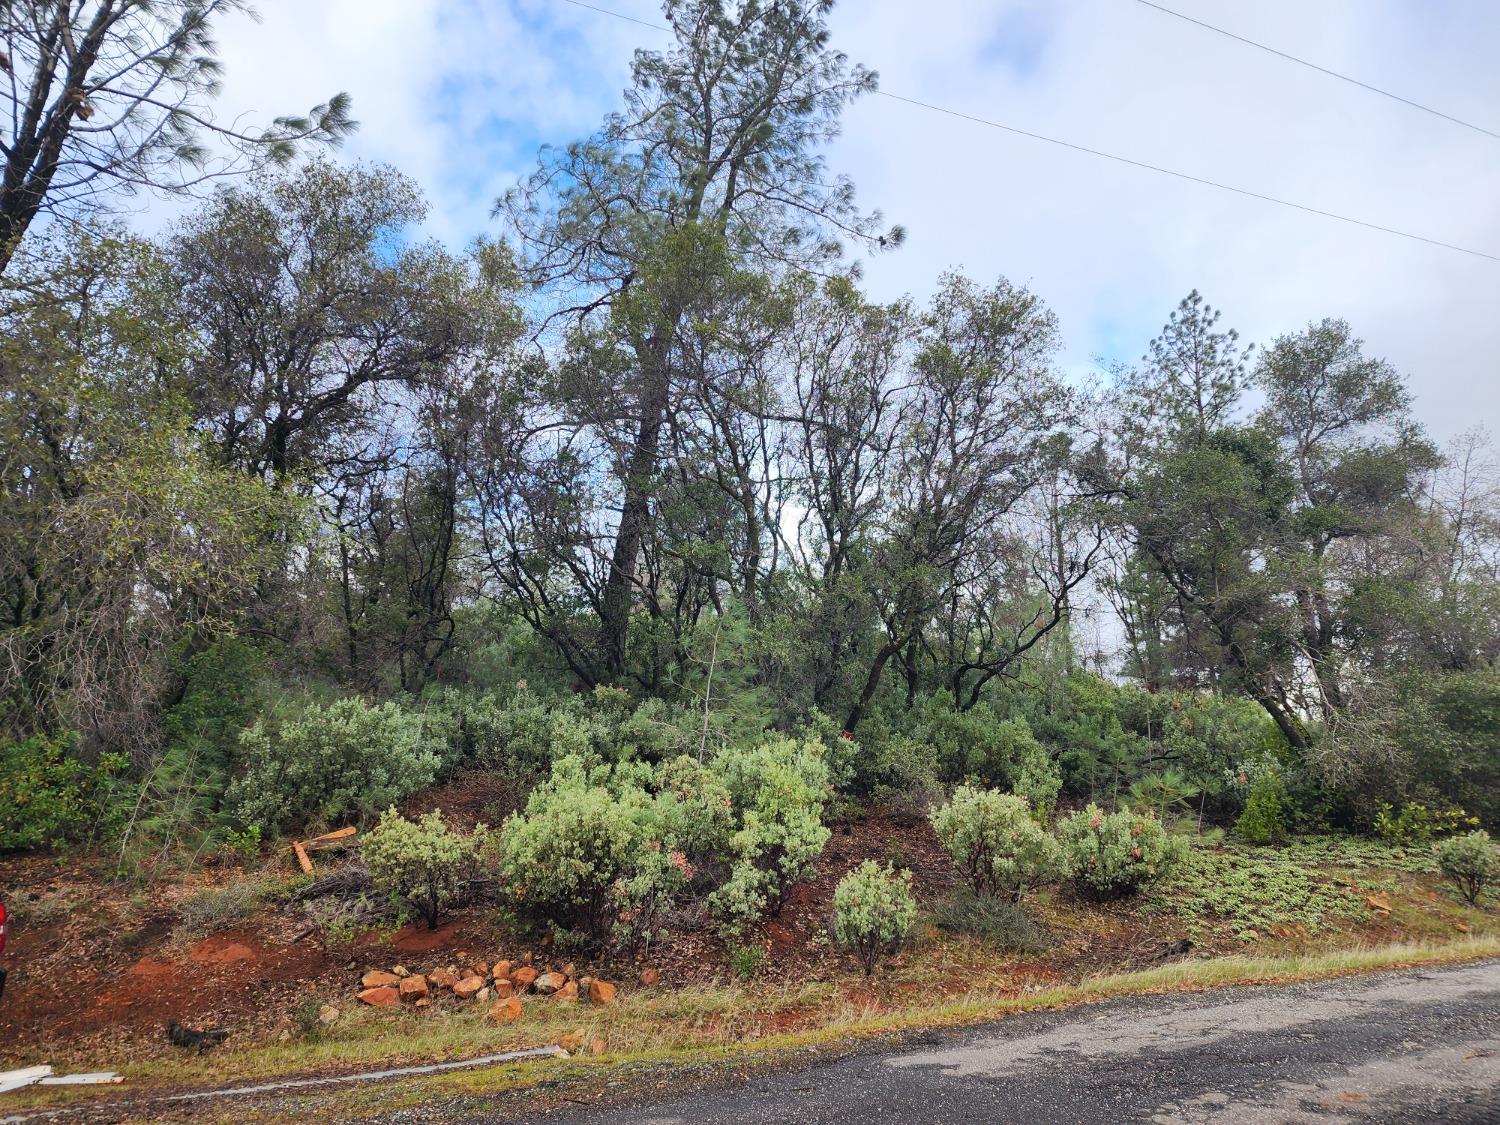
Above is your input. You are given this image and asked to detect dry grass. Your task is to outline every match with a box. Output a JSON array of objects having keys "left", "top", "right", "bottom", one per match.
[{"left": 10, "top": 933, "right": 1498, "bottom": 1122}]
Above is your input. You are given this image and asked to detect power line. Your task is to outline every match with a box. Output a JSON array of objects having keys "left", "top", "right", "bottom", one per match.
[
  {"left": 1131, "top": 0, "right": 1500, "bottom": 143},
  {"left": 874, "top": 91, "right": 1499, "bottom": 263},
  {"left": 555, "top": 0, "right": 1500, "bottom": 264}
]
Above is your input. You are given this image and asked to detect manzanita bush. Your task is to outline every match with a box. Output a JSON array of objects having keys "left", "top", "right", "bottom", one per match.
[{"left": 833, "top": 859, "right": 916, "bottom": 975}]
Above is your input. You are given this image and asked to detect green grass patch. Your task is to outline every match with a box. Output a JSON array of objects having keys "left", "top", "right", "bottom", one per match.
[{"left": 1147, "top": 846, "right": 1369, "bottom": 939}]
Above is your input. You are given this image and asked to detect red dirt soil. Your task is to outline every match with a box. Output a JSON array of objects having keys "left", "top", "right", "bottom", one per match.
[
  {"left": 2, "top": 922, "right": 334, "bottom": 1058},
  {"left": 0, "top": 803, "right": 1219, "bottom": 1064}
]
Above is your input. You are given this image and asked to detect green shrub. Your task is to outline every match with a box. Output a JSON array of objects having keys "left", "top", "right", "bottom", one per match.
[
  {"left": 929, "top": 786, "right": 1061, "bottom": 901},
  {"left": 494, "top": 735, "right": 833, "bottom": 947},
  {"left": 1437, "top": 830, "right": 1497, "bottom": 905},
  {"left": 426, "top": 687, "right": 609, "bottom": 776},
  {"left": 0, "top": 732, "right": 127, "bottom": 851},
  {"left": 869, "top": 734, "right": 943, "bottom": 811},
  {"left": 496, "top": 778, "right": 651, "bottom": 945},
  {"left": 1056, "top": 803, "right": 1183, "bottom": 899},
  {"left": 930, "top": 889, "right": 1051, "bottom": 954},
  {"left": 221, "top": 825, "right": 262, "bottom": 861},
  {"left": 729, "top": 943, "right": 765, "bottom": 979},
  {"left": 708, "top": 736, "right": 831, "bottom": 930},
  {"left": 654, "top": 755, "right": 734, "bottom": 870},
  {"left": 833, "top": 860, "right": 916, "bottom": 975},
  {"left": 910, "top": 699, "right": 1062, "bottom": 810},
  {"left": 494, "top": 761, "right": 693, "bottom": 951},
  {"left": 158, "top": 637, "right": 270, "bottom": 811},
  {"left": 223, "top": 697, "right": 441, "bottom": 836},
  {"left": 363, "top": 808, "right": 479, "bottom": 929},
  {"left": 1235, "top": 784, "right": 1289, "bottom": 845},
  {"left": 1373, "top": 802, "right": 1477, "bottom": 846}
]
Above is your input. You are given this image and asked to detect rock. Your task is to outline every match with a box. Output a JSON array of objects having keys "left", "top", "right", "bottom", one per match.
[
  {"left": 487, "top": 996, "right": 523, "bottom": 1023},
  {"left": 588, "top": 979, "right": 617, "bottom": 1006},
  {"left": 492, "top": 979, "right": 515, "bottom": 1000},
  {"left": 428, "top": 968, "right": 458, "bottom": 990},
  {"left": 1365, "top": 895, "right": 1392, "bottom": 913},
  {"left": 638, "top": 968, "right": 660, "bottom": 988},
  {"left": 555, "top": 980, "right": 579, "bottom": 1002},
  {"left": 512, "top": 966, "right": 539, "bottom": 991},
  {"left": 534, "top": 971, "right": 567, "bottom": 995},
  {"left": 361, "top": 970, "right": 400, "bottom": 989},
  {"left": 556, "top": 1029, "right": 586, "bottom": 1053},
  {"left": 318, "top": 1005, "right": 340, "bottom": 1026},
  {"left": 1456, "top": 921, "right": 1472, "bottom": 933},
  {"left": 588, "top": 1036, "right": 608, "bottom": 1056},
  {"left": 358, "top": 986, "right": 400, "bottom": 1007},
  {"left": 492, "top": 959, "right": 511, "bottom": 981},
  {"left": 414, "top": 997, "right": 431, "bottom": 1010},
  {"left": 392, "top": 965, "right": 410, "bottom": 978},
  {"left": 454, "top": 975, "right": 485, "bottom": 1000},
  {"left": 399, "top": 974, "right": 430, "bottom": 1002}
]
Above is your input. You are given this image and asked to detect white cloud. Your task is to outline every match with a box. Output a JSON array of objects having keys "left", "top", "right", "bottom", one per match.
[
  {"left": 157, "top": 0, "right": 1500, "bottom": 438},
  {"left": 829, "top": 0, "right": 1500, "bottom": 438}
]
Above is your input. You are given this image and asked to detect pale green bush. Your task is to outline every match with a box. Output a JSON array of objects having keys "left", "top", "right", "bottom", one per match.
[
  {"left": 1055, "top": 803, "right": 1183, "bottom": 899},
  {"left": 495, "top": 777, "right": 652, "bottom": 946},
  {"left": 363, "top": 808, "right": 478, "bottom": 929},
  {"left": 654, "top": 755, "right": 735, "bottom": 868},
  {"left": 930, "top": 786, "right": 1061, "bottom": 901},
  {"left": 224, "top": 697, "right": 441, "bottom": 836},
  {"left": 1437, "top": 829, "right": 1497, "bottom": 904},
  {"left": 708, "top": 737, "right": 831, "bottom": 931},
  {"left": 833, "top": 860, "right": 916, "bottom": 974}
]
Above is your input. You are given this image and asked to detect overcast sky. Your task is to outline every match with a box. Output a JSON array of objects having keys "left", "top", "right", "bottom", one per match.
[{"left": 192, "top": 0, "right": 1500, "bottom": 441}]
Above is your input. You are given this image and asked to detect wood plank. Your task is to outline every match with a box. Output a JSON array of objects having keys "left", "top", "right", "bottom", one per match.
[{"left": 307, "top": 826, "right": 356, "bottom": 844}]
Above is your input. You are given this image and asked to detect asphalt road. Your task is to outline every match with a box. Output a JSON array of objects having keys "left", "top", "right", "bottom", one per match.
[{"left": 514, "top": 961, "right": 1500, "bottom": 1124}]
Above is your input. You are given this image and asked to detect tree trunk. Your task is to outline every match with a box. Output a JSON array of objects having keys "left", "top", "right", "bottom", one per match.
[{"left": 599, "top": 328, "right": 674, "bottom": 679}]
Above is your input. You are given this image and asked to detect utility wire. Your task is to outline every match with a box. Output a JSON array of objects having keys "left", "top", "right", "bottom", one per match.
[
  {"left": 1131, "top": 0, "right": 1500, "bottom": 143},
  {"left": 555, "top": 0, "right": 1500, "bottom": 264},
  {"left": 874, "top": 91, "right": 1499, "bottom": 262}
]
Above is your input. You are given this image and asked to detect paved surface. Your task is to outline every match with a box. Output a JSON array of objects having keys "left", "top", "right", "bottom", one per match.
[{"left": 514, "top": 961, "right": 1500, "bottom": 1123}]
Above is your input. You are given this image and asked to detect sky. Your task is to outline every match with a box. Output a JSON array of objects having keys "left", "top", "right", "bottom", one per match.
[{"left": 190, "top": 0, "right": 1500, "bottom": 442}]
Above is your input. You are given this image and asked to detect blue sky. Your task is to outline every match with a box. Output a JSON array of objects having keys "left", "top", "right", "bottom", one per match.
[{"left": 196, "top": 0, "right": 1500, "bottom": 442}]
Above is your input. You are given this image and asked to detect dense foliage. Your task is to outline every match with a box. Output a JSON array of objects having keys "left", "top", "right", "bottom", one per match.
[
  {"left": 1, "top": 0, "right": 1496, "bottom": 952},
  {"left": 0, "top": 733, "right": 125, "bottom": 851},
  {"left": 224, "top": 698, "right": 442, "bottom": 836}
]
